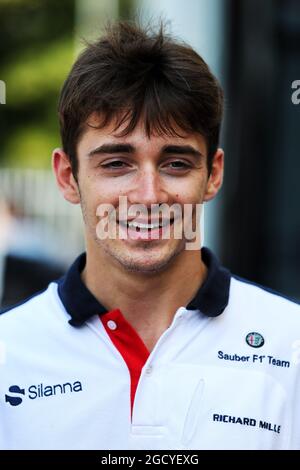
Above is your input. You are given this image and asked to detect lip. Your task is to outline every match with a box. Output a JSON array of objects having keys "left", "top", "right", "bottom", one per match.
[
  {"left": 117, "top": 218, "right": 174, "bottom": 225},
  {"left": 117, "top": 218, "right": 175, "bottom": 241}
]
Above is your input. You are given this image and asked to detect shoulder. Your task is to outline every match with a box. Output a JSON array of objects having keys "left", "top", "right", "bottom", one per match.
[
  {"left": 230, "top": 274, "right": 300, "bottom": 319},
  {"left": 0, "top": 282, "right": 63, "bottom": 335}
]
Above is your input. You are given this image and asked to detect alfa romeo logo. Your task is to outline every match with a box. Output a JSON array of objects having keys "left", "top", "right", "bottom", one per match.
[{"left": 246, "top": 332, "right": 265, "bottom": 348}]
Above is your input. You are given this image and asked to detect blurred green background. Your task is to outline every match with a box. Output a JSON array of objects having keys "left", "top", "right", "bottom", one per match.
[{"left": 0, "top": 0, "right": 133, "bottom": 169}]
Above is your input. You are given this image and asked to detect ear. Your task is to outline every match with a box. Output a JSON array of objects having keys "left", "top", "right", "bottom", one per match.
[
  {"left": 203, "top": 148, "right": 224, "bottom": 202},
  {"left": 52, "top": 148, "right": 80, "bottom": 204}
]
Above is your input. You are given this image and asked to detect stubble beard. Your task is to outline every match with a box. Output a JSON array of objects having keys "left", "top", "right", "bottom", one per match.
[
  {"left": 100, "top": 237, "right": 187, "bottom": 274},
  {"left": 79, "top": 192, "right": 188, "bottom": 275}
]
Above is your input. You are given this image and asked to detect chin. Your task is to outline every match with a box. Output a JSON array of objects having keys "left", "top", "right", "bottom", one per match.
[
  {"left": 97, "top": 237, "right": 186, "bottom": 273},
  {"left": 112, "top": 243, "right": 185, "bottom": 274},
  {"left": 118, "top": 258, "right": 172, "bottom": 274}
]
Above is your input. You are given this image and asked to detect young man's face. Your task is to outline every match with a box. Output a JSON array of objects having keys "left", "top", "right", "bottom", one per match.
[{"left": 53, "top": 114, "right": 224, "bottom": 273}]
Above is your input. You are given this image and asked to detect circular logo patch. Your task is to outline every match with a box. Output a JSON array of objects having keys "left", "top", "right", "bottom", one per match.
[{"left": 246, "top": 332, "right": 264, "bottom": 348}]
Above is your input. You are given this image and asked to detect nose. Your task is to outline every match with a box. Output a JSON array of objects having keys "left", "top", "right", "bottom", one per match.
[{"left": 127, "top": 166, "right": 169, "bottom": 206}]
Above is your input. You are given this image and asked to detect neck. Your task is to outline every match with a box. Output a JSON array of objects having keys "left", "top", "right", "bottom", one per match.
[{"left": 82, "top": 244, "right": 207, "bottom": 351}]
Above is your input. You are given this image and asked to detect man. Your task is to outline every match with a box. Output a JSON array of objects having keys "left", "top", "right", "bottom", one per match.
[{"left": 0, "top": 21, "right": 300, "bottom": 450}]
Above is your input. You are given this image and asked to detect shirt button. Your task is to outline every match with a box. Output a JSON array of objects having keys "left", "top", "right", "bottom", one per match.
[
  {"left": 107, "top": 320, "right": 117, "bottom": 330},
  {"left": 145, "top": 365, "right": 153, "bottom": 376}
]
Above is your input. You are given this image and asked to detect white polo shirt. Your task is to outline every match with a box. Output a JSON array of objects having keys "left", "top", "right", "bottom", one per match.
[{"left": 0, "top": 247, "right": 300, "bottom": 450}]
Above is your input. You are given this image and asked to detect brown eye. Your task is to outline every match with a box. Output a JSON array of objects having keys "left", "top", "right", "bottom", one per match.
[
  {"left": 102, "top": 161, "right": 127, "bottom": 168},
  {"left": 167, "top": 161, "right": 191, "bottom": 169},
  {"left": 100, "top": 160, "right": 128, "bottom": 170}
]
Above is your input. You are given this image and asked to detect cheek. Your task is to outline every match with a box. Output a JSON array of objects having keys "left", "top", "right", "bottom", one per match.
[
  {"left": 169, "top": 170, "right": 207, "bottom": 203},
  {"left": 80, "top": 174, "right": 123, "bottom": 208},
  {"left": 173, "top": 179, "right": 206, "bottom": 204}
]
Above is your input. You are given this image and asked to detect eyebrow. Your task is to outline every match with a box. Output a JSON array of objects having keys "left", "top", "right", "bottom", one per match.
[
  {"left": 87, "top": 143, "right": 204, "bottom": 159},
  {"left": 88, "top": 143, "right": 134, "bottom": 157},
  {"left": 161, "top": 145, "right": 203, "bottom": 158}
]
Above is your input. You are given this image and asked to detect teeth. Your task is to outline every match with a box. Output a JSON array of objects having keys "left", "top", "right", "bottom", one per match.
[
  {"left": 119, "top": 219, "right": 174, "bottom": 230},
  {"left": 128, "top": 222, "right": 160, "bottom": 230}
]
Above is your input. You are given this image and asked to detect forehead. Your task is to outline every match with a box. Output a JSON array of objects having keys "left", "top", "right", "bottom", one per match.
[{"left": 77, "top": 113, "right": 207, "bottom": 156}]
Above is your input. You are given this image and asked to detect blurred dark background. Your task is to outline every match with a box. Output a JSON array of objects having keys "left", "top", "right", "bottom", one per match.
[
  {"left": 222, "top": 0, "right": 300, "bottom": 300},
  {"left": 0, "top": 0, "right": 299, "bottom": 308}
]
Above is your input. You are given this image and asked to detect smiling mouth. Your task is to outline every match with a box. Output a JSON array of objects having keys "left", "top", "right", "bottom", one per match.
[{"left": 118, "top": 218, "right": 175, "bottom": 231}]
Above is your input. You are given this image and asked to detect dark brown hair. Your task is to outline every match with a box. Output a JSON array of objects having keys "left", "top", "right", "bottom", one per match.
[{"left": 58, "top": 21, "right": 224, "bottom": 177}]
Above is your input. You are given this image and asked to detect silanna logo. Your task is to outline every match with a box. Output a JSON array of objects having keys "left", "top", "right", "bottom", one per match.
[
  {"left": 5, "top": 380, "right": 83, "bottom": 406},
  {"left": 5, "top": 385, "right": 25, "bottom": 406}
]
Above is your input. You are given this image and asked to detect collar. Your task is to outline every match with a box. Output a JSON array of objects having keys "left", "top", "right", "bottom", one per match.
[{"left": 57, "top": 247, "right": 231, "bottom": 327}]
